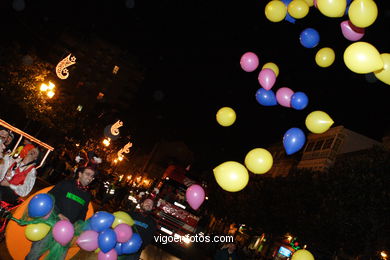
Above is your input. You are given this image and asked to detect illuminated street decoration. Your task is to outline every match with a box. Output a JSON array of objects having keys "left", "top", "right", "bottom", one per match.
[
  {"left": 56, "top": 54, "right": 76, "bottom": 79},
  {"left": 112, "top": 65, "right": 120, "bottom": 74},
  {"left": 111, "top": 120, "right": 123, "bottom": 136},
  {"left": 117, "top": 142, "right": 133, "bottom": 159}
]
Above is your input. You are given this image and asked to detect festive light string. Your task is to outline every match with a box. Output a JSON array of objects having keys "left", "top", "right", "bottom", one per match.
[
  {"left": 110, "top": 120, "right": 123, "bottom": 136},
  {"left": 55, "top": 54, "right": 76, "bottom": 80},
  {"left": 117, "top": 142, "right": 133, "bottom": 159}
]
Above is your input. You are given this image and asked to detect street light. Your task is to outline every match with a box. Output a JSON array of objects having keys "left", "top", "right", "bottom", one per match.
[
  {"left": 39, "top": 81, "right": 55, "bottom": 99},
  {"left": 103, "top": 138, "right": 111, "bottom": 147}
]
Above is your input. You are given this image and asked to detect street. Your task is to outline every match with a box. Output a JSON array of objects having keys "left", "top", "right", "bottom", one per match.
[{"left": 0, "top": 178, "right": 194, "bottom": 260}]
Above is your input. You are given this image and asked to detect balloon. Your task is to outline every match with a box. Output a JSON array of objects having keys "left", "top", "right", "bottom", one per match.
[
  {"left": 317, "top": 0, "right": 346, "bottom": 17},
  {"left": 255, "top": 88, "right": 277, "bottom": 106},
  {"left": 28, "top": 193, "right": 53, "bottom": 218},
  {"left": 98, "top": 248, "right": 118, "bottom": 260},
  {"left": 244, "top": 148, "right": 273, "bottom": 174},
  {"left": 303, "top": 0, "right": 314, "bottom": 7},
  {"left": 348, "top": 0, "right": 378, "bottom": 28},
  {"left": 98, "top": 228, "right": 117, "bottom": 253},
  {"left": 281, "top": 0, "right": 296, "bottom": 23},
  {"left": 25, "top": 223, "right": 51, "bottom": 241},
  {"left": 114, "top": 242, "right": 123, "bottom": 255},
  {"left": 213, "top": 161, "right": 249, "bottom": 192},
  {"left": 340, "top": 20, "right": 365, "bottom": 41},
  {"left": 121, "top": 233, "right": 143, "bottom": 255},
  {"left": 299, "top": 28, "right": 320, "bottom": 48},
  {"left": 114, "top": 224, "right": 133, "bottom": 243},
  {"left": 265, "top": 0, "right": 287, "bottom": 22},
  {"left": 216, "top": 107, "right": 236, "bottom": 127},
  {"left": 305, "top": 111, "right": 334, "bottom": 134},
  {"left": 258, "top": 68, "right": 276, "bottom": 90},
  {"left": 374, "top": 53, "right": 390, "bottom": 85},
  {"left": 291, "top": 92, "right": 309, "bottom": 110},
  {"left": 262, "top": 62, "right": 279, "bottom": 77},
  {"left": 283, "top": 128, "right": 306, "bottom": 155},
  {"left": 276, "top": 87, "right": 294, "bottom": 107},
  {"left": 292, "top": 249, "right": 315, "bottom": 260},
  {"left": 185, "top": 184, "right": 205, "bottom": 210},
  {"left": 52, "top": 220, "right": 75, "bottom": 246},
  {"left": 90, "top": 211, "right": 115, "bottom": 233},
  {"left": 112, "top": 211, "right": 134, "bottom": 228},
  {"left": 77, "top": 230, "right": 99, "bottom": 251},
  {"left": 240, "top": 52, "right": 259, "bottom": 72},
  {"left": 288, "top": 0, "right": 309, "bottom": 19},
  {"left": 315, "top": 47, "right": 335, "bottom": 68},
  {"left": 343, "top": 42, "right": 383, "bottom": 74}
]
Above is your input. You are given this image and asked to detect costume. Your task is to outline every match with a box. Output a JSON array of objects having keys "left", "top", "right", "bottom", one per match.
[
  {"left": 119, "top": 210, "right": 157, "bottom": 260},
  {"left": 25, "top": 180, "right": 92, "bottom": 260}
]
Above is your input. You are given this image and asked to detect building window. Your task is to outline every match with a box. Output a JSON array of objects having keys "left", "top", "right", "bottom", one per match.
[
  {"left": 322, "top": 138, "right": 334, "bottom": 149},
  {"left": 314, "top": 140, "right": 324, "bottom": 151},
  {"left": 304, "top": 142, "right": 315, "bottom": 152}
]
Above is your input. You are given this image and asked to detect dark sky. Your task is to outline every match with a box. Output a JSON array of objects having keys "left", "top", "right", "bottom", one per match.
[{"left": 2, "top": 0, "right": 390, "bottom": 167}]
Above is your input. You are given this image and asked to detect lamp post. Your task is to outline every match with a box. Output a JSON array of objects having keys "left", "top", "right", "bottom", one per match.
[{"left": 39, "top": 81, "right": 56, "bottom": 99}]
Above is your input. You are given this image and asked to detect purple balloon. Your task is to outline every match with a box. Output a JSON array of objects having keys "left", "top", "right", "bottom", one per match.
[
  {"left": 185, "top": 184, "right": 205, "bottom": 210},
  {"left": 258, "top": 68, "right": 276, "bottom": 90},
  {"left": 240, "top": 52, "right": 259, "bottom": 72},
  {"left": 276, "top": 87, "right": 294, "bottom": 108},
  {"left": 52, "top": 220, "right": 74, "bottom": 246},
  {"left": 114, "top": 224, "right": 133, "bottom": 243},
  {"left": 98, "top": 248, "right": 118, "bottom": 260},
  {"left": 77, "top": 230, "right": 99, "bottom": 251},
  {"left": 340, "top": 20, "right": 365, "bottom": 41}
]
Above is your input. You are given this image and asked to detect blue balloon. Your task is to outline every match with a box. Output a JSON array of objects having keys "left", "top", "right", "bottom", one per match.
[
  {"left": 283, "top": 128, "right": 306, "bottom": 155},
  {"left": 98, "top": 228, "right": 117, "bottom": 253},
  {"left": 89, "top": 211, "right": 115, "bottom": 233},
  {"left": 28, "top": 193, "right": 53, "bottom": 218},
  {"left": 291, "top": 92, "right": 309, "bottom": 110},
  {"left": 121, "top": 233, "right": 143, "bottom": 255},
  {"left": 299, "top": 28, "right": 320, "bottom": 48},
  {"left": 255, "top": 88, "right": 277, "bottom": 106},
  {"left": 115, "top": 242, "right": 123, "bottom": 255},
  {"left": 281, "top": 0, "right": 296, "bottom": 24}
]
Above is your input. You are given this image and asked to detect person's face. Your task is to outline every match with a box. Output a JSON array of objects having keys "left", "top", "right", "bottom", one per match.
[
  {"left": 0, "top": 130, "right": 10, "bottom": 146},
  {"left": 142, "top": 199, "right": 154, "bottom": 211},
  {"left": 0, "top": 140, "right": 5, "bottom": 158},
  {"left": 23, "top": 148, "right": 39, "bottom": 163},
  {"left": 78, "top": 168, "right": 95, "bottom": 186}
]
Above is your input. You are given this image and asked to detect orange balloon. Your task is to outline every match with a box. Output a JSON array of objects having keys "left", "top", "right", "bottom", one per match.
[{"left": 6, "top": 186, "right": 94, "bottom": 260}]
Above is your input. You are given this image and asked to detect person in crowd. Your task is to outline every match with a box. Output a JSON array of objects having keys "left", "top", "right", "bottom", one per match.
[
  {"left": 119, "top": 198, "right": 157, "bottom": 260},
  {"left": 214, "top": 242, "right": 240, "bottom": 260},
  {"left": 0, "top": 144, "right": 39, "bottom": 204},
  {"left": 0, "top": 128, "right": 14, "bottom": 153},
  {"left": 25, "top": 164, "right": 98, "bottom": 260}
]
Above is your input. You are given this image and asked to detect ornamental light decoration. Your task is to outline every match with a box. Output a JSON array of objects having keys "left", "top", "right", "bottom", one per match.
[
  {"left": 117, "top": 142, "right": 133, "bottom": 160},
  {"left": 56, "top": 54, "right": 76, "bottom": 80},
  {"left": 111, "top": 120, "right": 123, "bottom": 136}
]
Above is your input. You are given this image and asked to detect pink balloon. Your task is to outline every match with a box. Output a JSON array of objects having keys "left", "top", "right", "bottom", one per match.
[
  {"left": 77, "top": 230, "right": 99, "bottom": 251},
  {"left": 185, "top": 184, "right": 205, "bottom": 210},
  {"left": 258, "top": 68, "right": 276, "bottom": 90},
  {"left": 340, "top": 20, "right": 365, "bottom": 41},
  {"left": 52, "top": 220, "right": 74, "bottom": 246},
  {"left": 114, "top": 223, "right": 133, "bottom": 243},
  {"left": 240, "top": 52, "right": 259, "bottom": 72},
  {"left": 42, "top": 209, "right": 52, "bottom": 219},
  {"left": 276, "top": 87, "right": 294, "bottom": 107},
  {"left": 98, "top": 248, "right": 118, "bottom": 260}
]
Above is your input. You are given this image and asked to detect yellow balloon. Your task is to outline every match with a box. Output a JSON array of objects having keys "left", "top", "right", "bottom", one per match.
[
  {"left": 305, "top": 111, "right": 334, "bottom": 134},
  {"left": 288, "top": 0, "right": 309, "bottom": 19},
  {"left": 317, "top": 0, "right": 346, "bottom": 17},
  {"left": 244, "top": 148, "right": 273, "bottom": 174},
  {"left": 343, "top": 42, "right": 383, "bottom": 74},
  {"left": 216, "top": 107, "right": 236, "bottom": 127},
  {"left": 348, "top": 0, "right": 378, "bottom": 28},
  {"left": 374, "top": 53, "right": 390, "bottom": 85},
  {"left": 262, "top": 62, "right": 279, "bottom": 77},
  {"left": 315, "top": 47, "right": 335, "bottom": 68},
  {"left": 303, "top": 0, "right": 314, "bottom": 7},
  {"left": 112, "top": 211, "right": 135, "bottom": 228},
  {"left": 213, "top": 161, "right": 249, "bottom": 192},
  {"left": 25, "top": 223, "right": 51, "bottom": 242},
  {"left": 292, "top": 249, "right": 315, "bottom": 260},
  {"left": 265, "top": 0, "right": 287, "bottom": 22}
]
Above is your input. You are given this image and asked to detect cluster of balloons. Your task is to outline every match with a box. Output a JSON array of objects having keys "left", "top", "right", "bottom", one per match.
[
  {"left": 25, "top": 194, "right": 54, "bottom": 241},
  {"left": 185, "top": 184, "right": 205, "bottom": 210},
  {"left": 79, "top": 211, "right": 142, "bottom": 259}
]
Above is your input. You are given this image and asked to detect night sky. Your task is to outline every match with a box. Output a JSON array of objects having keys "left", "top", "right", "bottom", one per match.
[{"left": 2, "top": 0, "right": 390, "bottom": 168}]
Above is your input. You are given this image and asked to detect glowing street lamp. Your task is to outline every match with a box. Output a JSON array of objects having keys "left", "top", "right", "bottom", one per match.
[
  {"left": 103, "top": 138, "right": 111, "bottom": 147},
  {"left": 39, "top": 81, "right": 55, "bottom": 98},
  {"left": 47, "top": 90, "right": 55, "bottom": 98}
]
